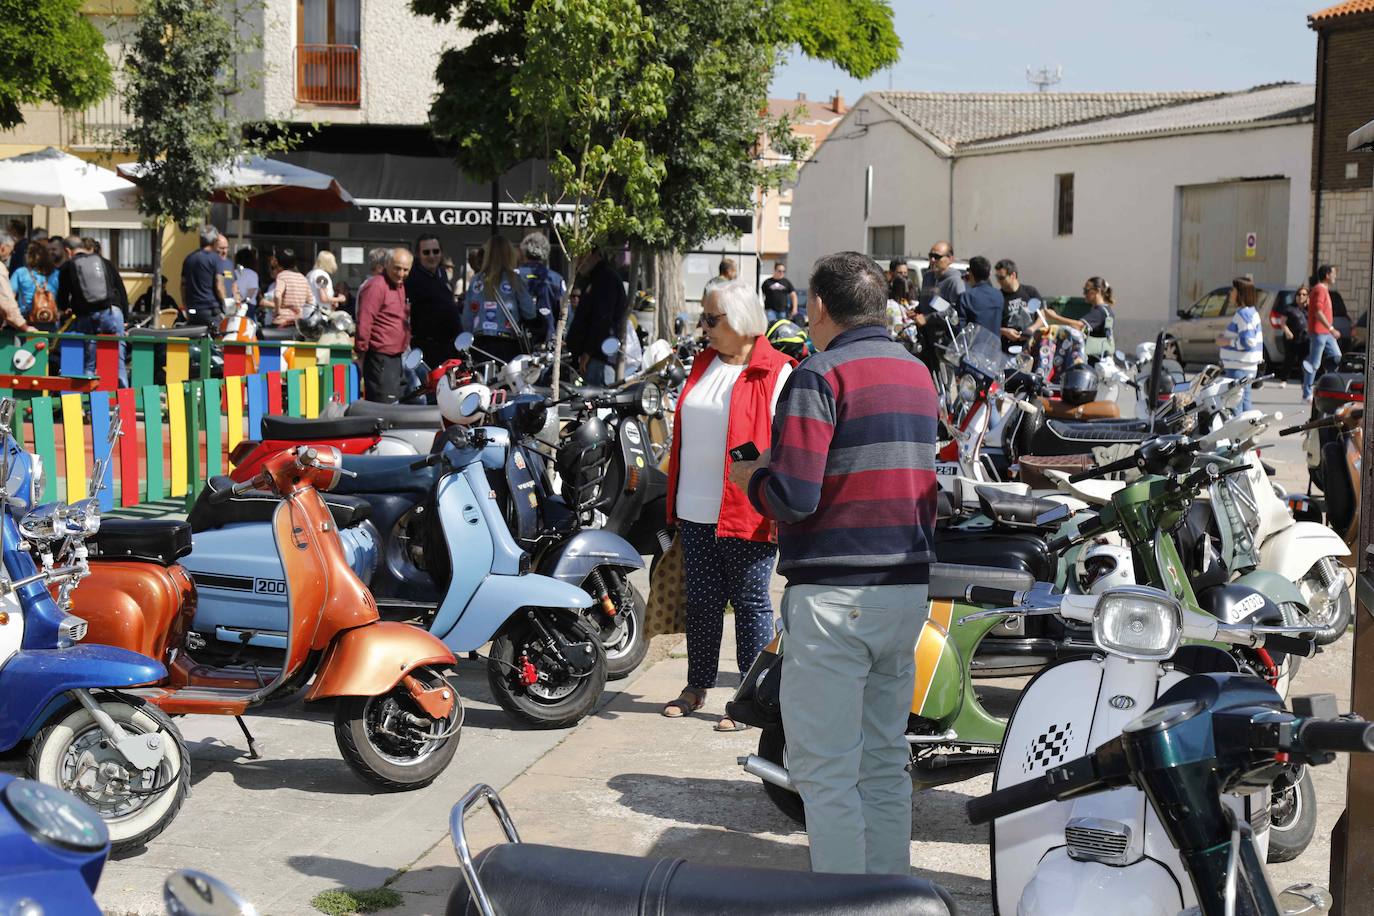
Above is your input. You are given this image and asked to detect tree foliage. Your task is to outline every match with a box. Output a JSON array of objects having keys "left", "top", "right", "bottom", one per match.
[{"left": 0, "top": 0, "right": 113, "bottom": 129}]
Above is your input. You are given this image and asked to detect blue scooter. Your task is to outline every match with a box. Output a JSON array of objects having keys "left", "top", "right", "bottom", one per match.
[
  {"left": 0, "top": 774, "right": 109, "bottom": 915},
  {"left": 0, "top": 402, "right": 190, "bottom": 853}
]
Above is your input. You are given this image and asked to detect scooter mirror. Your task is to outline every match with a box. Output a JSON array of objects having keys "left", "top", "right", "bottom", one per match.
[
  {"left": 929, "top": 296, "right": 951, "bottom": 315},
  {"left": 402, "top": 349, "right": 423, "bottom": 371},
  {"left": 163, "top": 869, "right": 259, "bottom": 916},
  {"left": 601, "top": 337, "right": 621, "bottom": 358},
  {"left": 1027, "top": 298, "right": 1042, "bottom": 312},
  {"left": 454, "top": 332, "right": 474, "bottom": 352}
]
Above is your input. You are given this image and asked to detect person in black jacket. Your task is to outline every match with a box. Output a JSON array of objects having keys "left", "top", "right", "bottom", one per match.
[
  {"left": 406, "top": 233, "right": 461, "bottom": 368},
  {"left": 567, "top": 248, "right": 627, "bottom": 384},
  {"left": 58, "top": 236, "right": 127, "bottom": 384}
]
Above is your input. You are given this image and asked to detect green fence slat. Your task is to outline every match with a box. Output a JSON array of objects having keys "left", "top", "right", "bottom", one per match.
[
  {"left": 197, "top": 338, "right": 214, "bottom": 380},
  {"left": 184, "top": 382, "right": 202, "bottom": 511},
  {"left": 131, "top": 339, "right": 155, "bottom": 395},
  {"left": 203, "top": 379, "right": 223, "bottom": 479},
  {"left": 286, "top": 370, "right": 304, "bottom": 417},
  {"left": 30, "top": 397, "right": 56, "bottom": 503},
  {"left": 142, "top": 384, "right": 164, "bottom": 502},
  {"left": 320, "top": 365, "right": 334, "bottom": 405}
]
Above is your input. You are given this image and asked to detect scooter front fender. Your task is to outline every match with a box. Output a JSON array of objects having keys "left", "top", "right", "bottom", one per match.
[
  {"left": 1259, "top": 520, "right": 1351, "bottom": 582},
  {"left": 436, "top": 574, "right": 592, "bottom": 654},
  {"left": 1018, "top": 848, "right": 1183, "bottom": 916},
  {"left": 0, "top": 646, "right": 165, "bottom": 749},
  {"left": 305, "top": 621, "right": 455, "bottom": 701}
]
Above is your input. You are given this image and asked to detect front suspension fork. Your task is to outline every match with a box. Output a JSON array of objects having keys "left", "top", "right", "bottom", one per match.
[{"left": 71, "top": 690, "right": 166, "bottom": 771}]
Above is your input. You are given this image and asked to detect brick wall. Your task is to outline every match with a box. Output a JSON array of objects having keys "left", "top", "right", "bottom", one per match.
[
  {"left": 1312, "top": 19, "right": 1374, "bottom": 193},
  {"left": 1315, "top": 188, "right": 1373, "bottom": 319}
]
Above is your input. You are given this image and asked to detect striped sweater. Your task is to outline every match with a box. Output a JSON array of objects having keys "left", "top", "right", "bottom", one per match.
[
  {"left": 747, "top": 324, "right": 939, "bottom": 586},
  {"left": 1219, "top": 305, "right": 1263, "bottom": 372}
]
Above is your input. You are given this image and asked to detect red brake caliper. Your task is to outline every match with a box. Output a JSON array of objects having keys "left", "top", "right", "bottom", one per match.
[{"left": 518, "top": 654, "right": 539, "bottom": 686}]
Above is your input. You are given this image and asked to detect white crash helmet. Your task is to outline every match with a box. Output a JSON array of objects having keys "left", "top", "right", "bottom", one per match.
[
  {"left": 436, "top": 374, "right": 492, "bottom": 427},
  {"left": 1079, "top": 542, "right": 1135, "bottom": 594}
]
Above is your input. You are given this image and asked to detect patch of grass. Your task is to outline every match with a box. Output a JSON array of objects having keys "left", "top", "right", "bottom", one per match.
[{"left": 311, "top": 886, "right": 404, "bottom": 915}]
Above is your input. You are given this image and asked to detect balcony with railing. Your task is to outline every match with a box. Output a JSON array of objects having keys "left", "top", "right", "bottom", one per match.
[
  {"left": 294, "top": 44, "right": 360, "bottom": 106},
  {"left": 64, "top": 90, "right": 132, "bottom": 149}
]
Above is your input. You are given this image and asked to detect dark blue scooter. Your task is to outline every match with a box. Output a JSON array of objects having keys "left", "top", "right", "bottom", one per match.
[{"left": 0, "top": 402, "right": 190, "bottom": 853}]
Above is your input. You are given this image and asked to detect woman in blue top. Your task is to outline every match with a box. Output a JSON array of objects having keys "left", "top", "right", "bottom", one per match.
[
  {"left": 1216, "top": 276, "right": 1264, "bottom": 412},
  {"left": 461, "top": 235, "right": 537, "bottom": 365},
  {"left": 10, "top": 242, "right": 59, "bottom": 330}
]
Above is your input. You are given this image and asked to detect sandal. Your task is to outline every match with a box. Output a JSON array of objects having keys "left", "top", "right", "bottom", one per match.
[
  {"left": 662, "top": 687, "right": 706, "bottom": 718},
  {"left": 714, "top": 716, "right": 752, "bottom": 733}
]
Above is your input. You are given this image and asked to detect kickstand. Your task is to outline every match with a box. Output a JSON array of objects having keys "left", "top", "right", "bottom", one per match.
[{"left": 235, "top": 716, "right": 262, "bottom": 760}]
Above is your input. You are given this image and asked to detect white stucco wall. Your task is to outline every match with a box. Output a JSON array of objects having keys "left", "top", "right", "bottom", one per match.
[
  {"left": 248, "top": 0, "right": 467, "bottom": 126},
  {"left": 788, "top": 100, "right": 950, "bottom": 283},
  {"left": 955, "top": 122, "right": 1312, "bottom": 348}
]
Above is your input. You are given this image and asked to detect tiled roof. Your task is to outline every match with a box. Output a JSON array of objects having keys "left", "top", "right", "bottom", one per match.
[
  {"left": 767, "top": 97, "right": 845, "bottom": 124},
  {"left": 966, "top": 83, "right": 1314, "bottom": 151},
  {"left": 871, "top": 90, "right": 1222, "bottom": 150},
  {"left": 1309, "top": 0, "right": 1374, "bottom": 24}
]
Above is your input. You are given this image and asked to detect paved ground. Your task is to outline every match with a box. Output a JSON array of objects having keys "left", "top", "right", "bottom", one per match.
[{"left": 3, "top": 379, "right": 1354, "bottom": 914}]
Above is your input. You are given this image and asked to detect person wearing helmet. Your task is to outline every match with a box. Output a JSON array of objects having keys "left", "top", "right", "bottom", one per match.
[{"left": 662, "top": 280, "right": 794, "bottom": 731}]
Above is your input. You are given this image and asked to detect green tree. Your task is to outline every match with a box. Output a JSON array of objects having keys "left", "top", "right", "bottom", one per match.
[{"left": 0, "top": 0, "right": 113, "bottom": 128}]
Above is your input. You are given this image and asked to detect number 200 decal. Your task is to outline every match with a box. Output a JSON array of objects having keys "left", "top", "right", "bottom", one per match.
[{"left": 254, "top": 578, "right": 286, "bottom": 594}]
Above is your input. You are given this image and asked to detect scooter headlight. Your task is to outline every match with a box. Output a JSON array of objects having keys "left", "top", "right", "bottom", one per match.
[
  {"left": 957, "top": 374, "right": 978, "bottom": 404},
  {"left": 19, "top": 502, "right": 62, "bottom": 542},
  {"left": 61, "top": 498, "right": 100, "bottom": 538},
  {"left": 1092, "top": 586, "right": 1182, "bottom": 660}
]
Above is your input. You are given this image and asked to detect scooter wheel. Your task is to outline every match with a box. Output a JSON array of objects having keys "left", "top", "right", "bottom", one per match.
[
  {"left": 335, "top": 666, "right": 463, "bottom": 791},
  {"left": 487, "top": 612, "right": 606, "bottom": 729},
  {"left": 601, "top": 583, "right": 648, "bottom": 681},
  {"left": 28, "top": 695, "right": 190, "bottom": 854},
  {"left": 757, "top": 726, "right": 805, "bottom": 828},
  {"left": 1267, "top": 766, "right": 1317, "bottom": 863}
]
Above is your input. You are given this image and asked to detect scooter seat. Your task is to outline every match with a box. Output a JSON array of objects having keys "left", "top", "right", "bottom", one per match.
[
  {"left": 345, "top": 400, "right": 444, "bottom": 429},
  {"left": 927, "top": 562, "right": 1035, "bottom": 600},
  {"left": 974, "top": 485, "right": 1062, "bottom": 529},
  {"left": 132, "top": 325, "right": 212, "bottom": 339},
  {"left": 1044, "top": 419, "right": 1152, "bottom": 443},
  {"left": 88, "top": 519, "right": 192, "bottom": 565},
  {"left": 445, "top": 842, "right": 956, "bottom": 916},
  {"left": 188, "top": 476, "right": 373, "bottom": 532},
  {"left": 260, "top": 414, "right": 385, "bottom": 441},
  {"left": 257, "top": 326, "right": 297, "bottom": 341},
  {"left": 335, "top": 455, "right": 440, "bottom": 496},
  {"left": 934, "top": 529, "right": 1056, "bottom": 582}
]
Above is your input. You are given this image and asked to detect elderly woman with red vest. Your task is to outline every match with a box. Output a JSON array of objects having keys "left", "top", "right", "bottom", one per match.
[{"left": 662, "top": 279, "right": 795, "bottom": 730}]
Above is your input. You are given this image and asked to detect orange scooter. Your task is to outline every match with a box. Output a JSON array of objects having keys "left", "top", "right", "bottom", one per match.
[{"left": 68, "top": 446, "right": 463, "bottom": 790}]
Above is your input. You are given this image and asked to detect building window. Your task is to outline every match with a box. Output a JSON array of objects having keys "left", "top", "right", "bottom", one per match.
[
  {"left": 868, "top": 225, "right": 905, "bottom": 259},
  {"left": 296, "top": 0, "right": 361, "bottom": 105},
  {"left": 1055, "top": 173, "right": 1074, "bottom": 236},
  {"left": 778, "top": 205, "right": 791, "bottom": 231},
  {"left": 75, "top": 227, "right": 155, "bottom": 274}
]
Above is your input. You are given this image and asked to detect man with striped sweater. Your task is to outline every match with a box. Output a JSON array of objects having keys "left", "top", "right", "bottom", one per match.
[{"left": 730, "top": 251, "right": 939, "bottom": 875}]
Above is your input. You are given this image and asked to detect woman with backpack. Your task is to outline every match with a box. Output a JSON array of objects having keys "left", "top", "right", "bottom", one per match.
[
  {"left": 461, "top": 235, "right": 537, "bottom": 364},
  {"left": 11, "top": 241, "right": 59, "bottom": 330}
]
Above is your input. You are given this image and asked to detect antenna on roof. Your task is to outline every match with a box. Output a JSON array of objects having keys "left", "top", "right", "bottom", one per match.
[{"left": 1026, "top": 65, "right": 1063, "bottom": 93}]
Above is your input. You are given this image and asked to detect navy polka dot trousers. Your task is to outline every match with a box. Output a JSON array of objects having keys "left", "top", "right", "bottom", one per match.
[{"left": 679, "top": 519, "right": 778, "bottom": 691}]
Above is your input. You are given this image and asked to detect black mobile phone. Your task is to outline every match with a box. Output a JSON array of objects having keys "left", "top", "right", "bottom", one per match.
[{"left": 729, "top": 442, "right": 760, "bottom": 462}]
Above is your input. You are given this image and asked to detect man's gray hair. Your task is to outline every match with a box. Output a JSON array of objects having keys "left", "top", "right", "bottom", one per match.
[
  {"left": 713, "top": 280, "right": 768, "bottom": 338},
  {"left": 367, "top": 246, "right": 389, "bottom": 272},
  {"left": 385, "top": 246, "right": 413, "bottom": 266},
  {"left": 199, "top": 225, "right": 220, "bottom": 247},
  {"left": 0, "top": 232, "right": 13, "bottom": 248},
  {"left": 520, "top": 232, "right": 551, "bottom": 263}
]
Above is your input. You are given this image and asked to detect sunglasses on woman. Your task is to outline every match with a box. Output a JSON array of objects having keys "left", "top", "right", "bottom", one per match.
[{"left": 700, "top": 312, "right": 724, "bottom": 329}]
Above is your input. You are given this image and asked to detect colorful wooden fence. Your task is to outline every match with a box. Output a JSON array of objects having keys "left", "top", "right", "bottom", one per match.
[{"left": 3, "top": 362, "right": 360, "bottom": 511}]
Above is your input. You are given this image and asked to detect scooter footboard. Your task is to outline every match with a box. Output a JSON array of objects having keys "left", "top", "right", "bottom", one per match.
[{"left": 305, "top": 622, "right": 455, "bottom": 701}]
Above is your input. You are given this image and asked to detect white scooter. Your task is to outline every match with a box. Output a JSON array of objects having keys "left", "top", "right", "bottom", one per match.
[{"left": 975, "top": 582, "right": 1317, "bottom": 916}]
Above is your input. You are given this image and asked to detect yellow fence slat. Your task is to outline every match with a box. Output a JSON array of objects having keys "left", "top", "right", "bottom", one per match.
[
  {"left": 61, "top": 393, "right": 86, "bottom": 501},
  {"left": 166, "top": 342, "right": 190, "bottom": 387},
  {"left": 288, "top": 346, "right": 317, "bottom": 373},
  {"left": 304, "top": 365, "right": 320, "bottom": 418},
  {"left": 168, "top": 382, "right": 188, "bottom": 497},
  {"left": 225, "top": 376, "right": 244, "bottom": 468}
]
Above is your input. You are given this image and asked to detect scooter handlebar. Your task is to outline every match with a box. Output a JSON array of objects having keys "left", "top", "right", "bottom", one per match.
[
  {"left": 966, "top": 586, "right": 1022, "bottom": 607},
  {"left": 1297, "top": 718, "right": 1374, "bottom": 754},
  {"left": 1260, "top": 633, "right": 1317, "bottom": 658},
  {"left": 1068, "top": 453, "right": 1139, "bottom": 483},
  {"left": 1280, "top": 416, "right": 1337, "bottom": 436},
  {"left": 1046, "top": 513, "right": 1106, "bottom": 553},
  {"left": 966, "top": 752, "right": 1109, "bottom": 824}
]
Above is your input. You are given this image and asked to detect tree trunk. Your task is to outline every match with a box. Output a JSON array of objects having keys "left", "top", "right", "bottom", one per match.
[
  {"left": 617, "top": 250, "right": 642, "bottom": 382},
  {"left": 150, "top": 219, "right": 164, "bottom": 315},
  {"left": 653, "top": 249, "right": 684, "bottom": 341}
]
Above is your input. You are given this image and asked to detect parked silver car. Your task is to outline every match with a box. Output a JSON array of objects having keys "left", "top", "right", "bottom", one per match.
[{"left": 1164, "top": 283, "right": 1300, "bottom": 368}]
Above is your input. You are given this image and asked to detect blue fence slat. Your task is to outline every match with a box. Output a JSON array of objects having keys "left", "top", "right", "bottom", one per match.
[
  {"left": 89, "top": 392, "right": 114, "bottom": 511},
  {"left": 58, "top": 338, "right": 85, "bottom": 377},
  {"left": 259, "top": 345, "right": 283, "bottom": 376},
  {"left": 246, "top": 373, "right": 266, "bottom": 440},
  {"left": 347, "top": 363, "right": 359, "bottom": 403}
]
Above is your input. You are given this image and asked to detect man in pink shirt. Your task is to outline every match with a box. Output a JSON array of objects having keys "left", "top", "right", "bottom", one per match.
[
  {"left": 356, "top": 248, "right": 413, "bottom": 402},
  {"left": 1302, "top": 264, "right": 1342, "bottom": 401}
]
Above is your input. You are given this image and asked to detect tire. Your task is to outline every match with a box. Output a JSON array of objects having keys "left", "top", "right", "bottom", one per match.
[
  {"left": 487, "top": 611, "right": 606, "bottom": 729},
  {"left": 1298, "top": 557, "right": 1354, "bottom": 646},
  {"left": 334, "top": 666, "right": 463, "bottom": 791},
  {"left": 1267, "top": 766, "right": 1317, "bottom": 863},
  {"left": 757, "top": 726, "right": 805, "bottom": 827},
  {"left": 601, "top": 582, "right": 648, "bottom": 681},
  {"left": 28, "top": 695, "right": 189, "bottom": 854}
]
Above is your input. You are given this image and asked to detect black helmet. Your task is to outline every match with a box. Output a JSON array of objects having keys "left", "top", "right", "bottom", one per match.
[
  {"left": 766, "top": 318, "right": 811, "bottom": 360},
  {"left": 1060, "top": 366, "right": 1099, "bottom": 406},
  {"left": 556, "top": 415, "right": 612, "bottom": 511}
]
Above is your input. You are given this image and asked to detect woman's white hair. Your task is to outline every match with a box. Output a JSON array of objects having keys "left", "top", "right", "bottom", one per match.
[{"left": 711, "top": 279, "right": 768, "bottom": 337}]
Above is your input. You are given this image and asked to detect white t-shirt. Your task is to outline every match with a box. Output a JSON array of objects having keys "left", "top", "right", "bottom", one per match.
[
  {"left": 306, "top": 268, "right": 335, "bottom": 309},
  {"left": 675, "top": 355, "right": 792, "bottom": 525}
]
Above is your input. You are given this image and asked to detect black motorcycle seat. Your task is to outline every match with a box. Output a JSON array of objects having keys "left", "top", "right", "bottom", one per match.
[
  {"left": 927, "top": 562, "right": 1035, "bottom": 600},
  {"left": 934, "top": 529, "right": 1055, "bottom": 582},
  {"left": 1045, "top": 419, "right": 1152, "bottom": 443},
  {"left": 569, "top": 383, "right": 614, "bottom": 400},
  {"left": 132, "top": 325, "right": 212, "bottom": 340},
  {"left": 974, "top": 486, "right": 1062, "bottom": 528},
  {"left": 188, "top": 476, "right": 372, "bottom": 532},
  {"left": 88, "top": 519, "right": 192, "bottom": 566},
  {"left": 260, "top": 414, "right": 384, "bottom": 441},
  {"left": 445, "top": 842, "right": 956, "bottom": 916},
  {"left": 345, "top": 400, "right": 445, "bottom": 429},
  {"left": 334, "top": 456, "right": 440, "bottom": 496},
  {"left": 257, "top": 326, "right": 297, "bottom": 341}
]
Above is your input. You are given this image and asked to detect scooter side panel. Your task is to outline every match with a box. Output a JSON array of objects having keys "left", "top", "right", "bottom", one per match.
[
  {"left": 0, "top": 646, "right": 164, "bottom": 749},
  {"left": 428, "top": 472, "right": 498, "bottom": 641},
  {"left": 1258, "top": 520, "right": 1350, "bottom": 581},
  {"left": 437, "top": 574, "right": 592, "bottom": 653},
  {"left": 539, "top": 529, "right": 645, "bottom": 586},
  {"left": 1018, "top": 850, "right": 1183, "bottom": 916}
]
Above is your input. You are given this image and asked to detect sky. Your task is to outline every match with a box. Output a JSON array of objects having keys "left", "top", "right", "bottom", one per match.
[{"left": 771, "top": 0, "right": 1322, "bottom": 101}]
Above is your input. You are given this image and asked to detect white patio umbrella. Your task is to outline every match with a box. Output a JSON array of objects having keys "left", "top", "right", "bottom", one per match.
[{"left": 0, "top": 147, "right": 140, "bottom": 211}]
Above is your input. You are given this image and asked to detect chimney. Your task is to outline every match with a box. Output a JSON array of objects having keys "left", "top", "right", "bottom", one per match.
[
  {"left": 830, "top": 92, "right": 845, "bottom": 114},
  {"left": 796, "top": 91, "right": 807, "bottom": 101}
]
